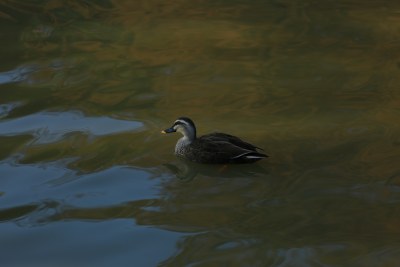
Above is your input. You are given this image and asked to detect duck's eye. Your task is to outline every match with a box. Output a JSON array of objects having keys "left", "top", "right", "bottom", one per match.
[{"left": 173, "top": 121, "right": 184, "bottom": 127}]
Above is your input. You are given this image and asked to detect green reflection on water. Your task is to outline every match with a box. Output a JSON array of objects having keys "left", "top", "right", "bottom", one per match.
[{"left": 0, "top": 0, "right": 400, "bottom": 266}]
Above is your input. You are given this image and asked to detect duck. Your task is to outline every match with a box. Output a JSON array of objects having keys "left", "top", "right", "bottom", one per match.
[{"left": 161, "top": 117, "right": 268, "bottom": 164}]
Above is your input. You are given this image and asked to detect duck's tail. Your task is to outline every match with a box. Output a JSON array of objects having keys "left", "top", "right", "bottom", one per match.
[{"left": 231, "top": 151, "right": 268, "bottom": 163}]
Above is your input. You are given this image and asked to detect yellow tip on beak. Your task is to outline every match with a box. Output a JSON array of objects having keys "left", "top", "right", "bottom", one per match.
[{"left": 161, "top": 130, "right": 166, "bottom": 134}]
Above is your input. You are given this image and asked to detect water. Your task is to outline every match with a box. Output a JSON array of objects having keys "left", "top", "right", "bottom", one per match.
[{"left": 1, "top": 1, "right": 400, "bottom": 266}]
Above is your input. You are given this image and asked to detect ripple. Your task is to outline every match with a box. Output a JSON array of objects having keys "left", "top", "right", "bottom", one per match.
[
  {"left": 0, "top": 159, "right": 161, "bottom": 225},
  {"left": 0, "top": 110, "right": 143, "bottom": 144},
  {"left": 0, "top": 65, "right": 38, "bottom": 85},
  {"left": 0, "top": 102, "right": 21, "bottom": 119}
]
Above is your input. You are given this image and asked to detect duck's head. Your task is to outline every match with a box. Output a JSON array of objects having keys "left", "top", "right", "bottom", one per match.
[{"left": 162, "top": 117, "right": 197, "bottom": 140}]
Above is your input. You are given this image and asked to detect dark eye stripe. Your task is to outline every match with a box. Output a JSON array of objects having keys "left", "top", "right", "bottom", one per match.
[{"left": 174, "top": 120, "right": 188, "bottom": 126}]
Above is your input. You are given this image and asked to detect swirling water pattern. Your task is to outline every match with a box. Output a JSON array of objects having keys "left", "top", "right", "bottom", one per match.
[{"left": 0, "top": 1, "right": 400, "bottom": 266}]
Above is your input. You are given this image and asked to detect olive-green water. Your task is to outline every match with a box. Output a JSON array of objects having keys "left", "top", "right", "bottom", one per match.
[{"left": 1, "top": 1, "right": 400, "bottom": 266}]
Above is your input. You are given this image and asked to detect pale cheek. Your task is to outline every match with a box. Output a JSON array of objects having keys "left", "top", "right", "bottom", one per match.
[{"left": 177, "top": 128, "right": 188, "bottom": 136}]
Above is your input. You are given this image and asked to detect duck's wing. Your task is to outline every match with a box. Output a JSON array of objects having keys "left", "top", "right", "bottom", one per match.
[
  {"left": 202, "top": 132, "right": 263, "bottom": 151},
  {"left": 190, "top": 137, "right": 267, "bottom": 164}
]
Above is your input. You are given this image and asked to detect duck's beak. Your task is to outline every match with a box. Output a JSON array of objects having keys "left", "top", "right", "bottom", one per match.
[{"left": 161, "top": 127, "right": 176, "bottom": 134}]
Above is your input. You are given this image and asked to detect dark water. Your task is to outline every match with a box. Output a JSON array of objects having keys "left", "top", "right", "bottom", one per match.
[{"left": 1, "top": 1, "right": 400, "bottom": 266}]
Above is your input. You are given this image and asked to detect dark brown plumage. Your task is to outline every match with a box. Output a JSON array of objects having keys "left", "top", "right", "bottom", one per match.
[{"left": 162, "top": 117, "right": 268, "bottom": 164}]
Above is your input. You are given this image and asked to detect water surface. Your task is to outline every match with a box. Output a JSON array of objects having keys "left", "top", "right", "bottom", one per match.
[{"left": 0, "top": 1, "right": 400, "bottom": 266}]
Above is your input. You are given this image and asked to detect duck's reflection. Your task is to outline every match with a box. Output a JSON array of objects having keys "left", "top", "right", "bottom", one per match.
[{"left": 163, "top": 158, "right": 270, "bottom": 181}]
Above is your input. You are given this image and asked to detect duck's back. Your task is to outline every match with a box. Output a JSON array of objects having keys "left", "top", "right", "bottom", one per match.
[
  {"left": 201, "top": 133, "right": 262, "bottom": 151},
  {"left": 183, "top": 132, "right": 267, "bottom": 164}
]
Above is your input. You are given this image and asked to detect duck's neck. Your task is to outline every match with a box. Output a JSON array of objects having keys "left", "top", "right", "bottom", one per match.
[
  {"left": 175, "top": 136, "right": 192, "bottom": 154},
  {"left": 175, "top": 127, "right": 196, "bottom": 155}
]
